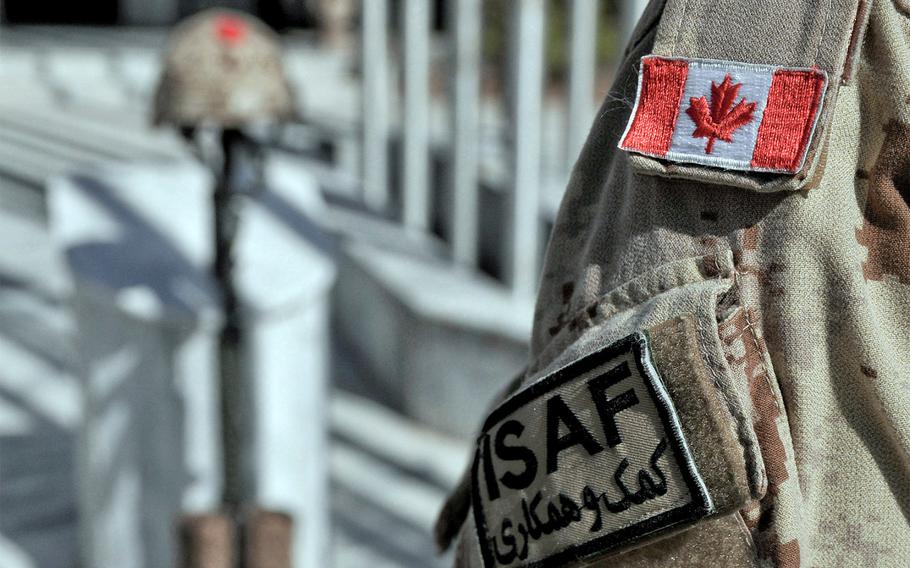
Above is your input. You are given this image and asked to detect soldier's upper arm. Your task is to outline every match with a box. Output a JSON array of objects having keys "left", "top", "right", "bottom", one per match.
[{"left": 445, "top": 1, "right": 884, "bottom": 566}]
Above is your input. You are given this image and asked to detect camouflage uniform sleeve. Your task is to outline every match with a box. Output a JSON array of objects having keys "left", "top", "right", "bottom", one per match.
[
  {"left": 443, "top": 0, "right": 910, "bottom": 566},
  {"left": 522, "top": 0, "right": 910, "bottom": 566}
]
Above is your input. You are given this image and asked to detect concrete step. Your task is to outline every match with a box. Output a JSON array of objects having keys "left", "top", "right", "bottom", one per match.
[
  {"left": 0, "top": 100, "right": 184, "bottom": 160},
  {"left": 330, "top": 390, "right": 469, "bottom": 491},
  {"left": 328, "top": 390, "right": 464, "bottom": 568},
  {"left": 329, "top": 215, "right": 532, "bottom": 437}
]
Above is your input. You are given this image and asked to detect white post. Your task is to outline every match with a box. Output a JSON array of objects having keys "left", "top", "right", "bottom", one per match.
[
  {"left": 449, "top": 0, "right": 482, "bottom": 265},
  {"left": 361, "top": 0, "right": 390, "bottom": 211},
  {"left": 508, "top": 0, "right": 545, "bottom": 298},
  {"left": 401, "top": 0, "right": 432, "bottom": 231},
  {"left": 566, "top": 0, "right": 597, "bottom": 171},
  {"left": 621, "top": 0, "right": 651, "bottom": 44}
]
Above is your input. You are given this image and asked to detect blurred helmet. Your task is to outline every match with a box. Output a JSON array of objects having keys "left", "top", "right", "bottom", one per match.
[{"left": 153, "top": 9, "right": 297, "bottom": 127}]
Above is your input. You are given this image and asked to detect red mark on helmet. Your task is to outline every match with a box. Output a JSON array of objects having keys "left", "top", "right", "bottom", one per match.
[{"left": 215, "top": 15, "right": 247, "bottom": 45}]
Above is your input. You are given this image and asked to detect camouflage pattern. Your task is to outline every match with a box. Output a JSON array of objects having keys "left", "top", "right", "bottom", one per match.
[
  {"left": 448, "top": 0, "right": 910, "bottom": 565},
  {"left": 153, "top": 9, "right": 296, "bottom": 127}
]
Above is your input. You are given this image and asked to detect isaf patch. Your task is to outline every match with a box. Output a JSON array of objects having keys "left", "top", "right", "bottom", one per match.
[
  {"left": 472, "top": 333, "right": 713, "bottom": 568},
  {"left": 619, "top": 56, "right": 828, "bottom": 174}
]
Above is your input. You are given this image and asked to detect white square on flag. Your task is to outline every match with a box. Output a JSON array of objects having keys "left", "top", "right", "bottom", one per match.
[{"left": 619, "top": 57, "right": 828, "bottom": 174}]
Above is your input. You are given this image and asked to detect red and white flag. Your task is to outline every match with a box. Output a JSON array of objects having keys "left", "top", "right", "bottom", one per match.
[{"left": 619, "top": 56, "right": 828, "bottom": 174}]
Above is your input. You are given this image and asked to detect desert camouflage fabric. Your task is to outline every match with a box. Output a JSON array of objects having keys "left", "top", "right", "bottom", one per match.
[{"left": 446, "top": 0, "right": 910, "bottom": 566}]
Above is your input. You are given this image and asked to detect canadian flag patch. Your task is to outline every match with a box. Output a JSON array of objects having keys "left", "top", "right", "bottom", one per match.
[{"left": 619, "top": 56, "right": 828, "bottom": 174}]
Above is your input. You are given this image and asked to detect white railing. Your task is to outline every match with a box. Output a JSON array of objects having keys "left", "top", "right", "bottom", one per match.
[
  {"left": 360, "top": 0, "right": 390, "bottom": 211},
  {"left": 359, "top": 0, "right": 649, "bottom": 297},
  {"left": 449, "top": 0, "right": 482, "bottom": 267},
  {"left": 401, "top": 0, "right": 432, "bottom": 232},
  {"left": 508, "top": 0, "right": 546, "bottom": 298},
  {"left": 566, "top": 0, "right": 598, "bottom": 170}
]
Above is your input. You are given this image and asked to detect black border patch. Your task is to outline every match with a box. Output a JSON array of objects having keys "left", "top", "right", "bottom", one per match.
[{"left": 471, "top": 332, "right": 713, "bottom": 568}]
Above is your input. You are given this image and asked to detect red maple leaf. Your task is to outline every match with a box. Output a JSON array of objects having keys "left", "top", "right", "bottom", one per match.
[{"left": 685, "top": 74, "right": 757, "bottom": 154}]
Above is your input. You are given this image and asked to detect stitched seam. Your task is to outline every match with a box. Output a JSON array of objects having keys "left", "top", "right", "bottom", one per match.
[
  {"left": 729, "top": 268, "right": 785, "bottom": 500},
  {"left": 841, "top": 0, "right": 869, "bottom": 83},
  {"left": 725, "top": 322, "right": 782, "bottom": 412},
  {"left": 731, "top": 269, "right": 784, "bottom": 416},
  {"left": 813, "top": 0, "right": 836, "bottom": 64},
  {"left": 672, "top": 0, "right": 691, "bottom": 53},
  {"left": 696, "top": 308, "right": 767, "bottom": 499},
  {"left": 743, "top": 314, "right": 782, "bottom": 416}
]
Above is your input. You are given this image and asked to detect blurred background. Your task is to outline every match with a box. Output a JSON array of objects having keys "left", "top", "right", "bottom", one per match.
[{"left": 0, "top": 0, "right": 648, "bottom": 566}]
